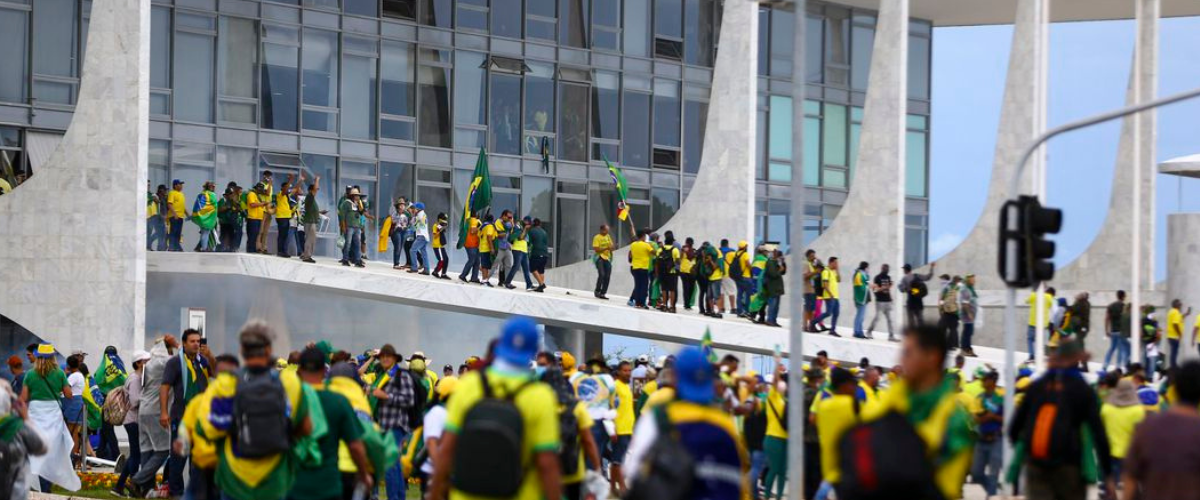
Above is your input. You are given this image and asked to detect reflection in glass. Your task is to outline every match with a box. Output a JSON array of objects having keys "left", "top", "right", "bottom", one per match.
[
  {"left": 683, "top": 100, "right": 707, "bottom": 174},
  {"left": 262, "top": 27, "right": 299, "bottom": 131},
  {"left": 621, "top": 91, "right": 649, "bottom": 168},
  {"left": 454, "top": 52, "right": 487, "bottom": 126},
  {"left": 418, "top": 185, "right": 452, "bottom": 233},
  {"left": 592, "top": 0, "right": 619, "bottom": 51},
  {"left": 422, "top": 0, "right": 453, "bottom": 27},
  {"left": 381, "top": 40, "right": 415, "bottom": 141},
  {"left": 384, "top": 0, "right": 417, "bottom": 19},
  {"left": 655, "top": 0, "right": 681, "bottom": 38},
  {"left": 851, "top": 23, "right": 874, "bottom": 91},
  {"left": 33, "top": 0, "right": 77, "bottom": 79},
  {"left": 175, "top": 31, "right": 215, "bottom": 123},
  {"left": 804, "top": 116, "right": 820, "bottom": 186},
  {"left": 457, "top": 0, "right": 488, "bottom": 32},
  {"left": 650, "top": 188, "right": 678, "bottom": 231},
  {"left": 909, "top": 35, "right": 930, "bottom": 99},
  {"left": 557, "top": 197, "right": 586, "bottom": 265},
  {"left": 906, "top": 130, "right": 926, "bottom": 197},
  {"left": 524, "top": 62, "right": 555, "bottom": 133},
  {"left": 768, "top": 8, "right": 791, "bottom": 78},
  {"left": 219, "top": 17, "right": 257, "bottom": 124},
  {"left": 768, "top": 96, "right": 791, "bottom": 161},
  {"left": 559, "top": 0, "right": 588, "bottom": 48},
  {"left": 652, "top": 80, "right": 680, "bottom": 148},
  {"left": 150, "top": 7, "right": 171, "bottom": 90},
  {"left": 807, "top": 16, "right": 823, "bottom": 82},
  {"left": 215, "top": 146, "right": 256, "bottom": 190},
  {"left": 591, "top": 72, "right": 619, "bottom": 140},
  {"left": 683, "top": 0, "right": 713, "bottom": 67},
  {"left": 343, "top": 51, "right": 378, "bottom": 139},
  {"left": 493, "top": 0, "right": 522, "bottom": 38},
  {"left": 823, "top": 104, "right": 846, "bottom": 167},
  {"left": 623, "top": 0, "right": 650, "bottom": 57},
  {"left": 302, "top": 154, "right": 338, "bottom": 226},
  {"left": 491, "top": 73, "right": 523, "bottom": 155},
  {"left": 825, "top": 8, "right": 849, "bottom": 87},
  {"left": 558, "top": 82, "right": 588, "bottom": 162},
  {"left": 757, "top": 9, "right": 768, "bottom": 75},
  {"left": 0, "top": 9, "right": 28, "bottom": 103},
  {"left": 418, "top": 63, "right": 452, "bottom": 148},
  {"left": 302, "top": 29, "right": 338, "bottom": 109},
  {"left": 527, "top": 0, "right": 556, "bottom": 40},
  {"left": 523, "top": 176, "right": 554, "bottom": 242},
  {"left": 345, "top": 0, "right": 378, "bottom": 16}
]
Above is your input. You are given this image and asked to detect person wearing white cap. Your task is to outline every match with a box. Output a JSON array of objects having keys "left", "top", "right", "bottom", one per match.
[{"left": 112, "top": 350, "right": 150, "bottom": 497}]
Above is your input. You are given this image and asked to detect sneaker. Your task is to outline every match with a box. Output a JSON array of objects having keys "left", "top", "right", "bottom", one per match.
[
  {"left": 766, "top": 322, "right": 782, "bottom": 327},
  {"left": 598, "top": 295, "right": 610, "bottom": 300},
  {"left": 504, "top": 283, "right": 516, "bottom": 289},
  {"left": 302, "top": 258, "right": 316, "bottom": 263},
  {"left": 459, "top": 275, "right": 468, "bottom": 282},
  {"left": 888, "top": 334, "right": 898, "bottom": 342},
  {"left": 829, "top": 331, "right": 842, "bottom": 337},
  {"left": 470, "top": 278, "right": 482, "bottom": 284},
  {"left": 110, "top": 488, "right": 128, "bottom": 498},
  {"left": 484, "top": 282, "right": 494, "bottom": 288},
  {"left": 354, "top": 262, "right": 366, "bottom": 268},
  {"left": 340, "top": 260, "right": 350, "bottom": 266}
]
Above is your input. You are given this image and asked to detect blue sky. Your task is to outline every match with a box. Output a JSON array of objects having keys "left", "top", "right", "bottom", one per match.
[{"left": 930, "top": 17, "right": 1200, "bottom": 282}]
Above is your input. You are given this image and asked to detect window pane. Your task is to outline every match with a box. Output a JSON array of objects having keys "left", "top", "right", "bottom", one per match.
[
  {"left": 851, "top": 24, "right": 874, "bottom": 91},
  {"left": 768, "top": 8, "right": 791, "bottom": 78},
  {"left": 823, "top": 104, "right": 846, "bottom": 167},
  {"left": 490, "top": 73, "right": 522, "bottom": 155},
  {"left": 824, "top": 168, "right": 846, "bottom": 188},
  {"left": 768, "top": 95, "right": 791, "bottom": 160},
  {"left": 655, "top": 0, "right": 681, "bottom": 38},
  {"left": 806, "top": 15, "right": 822, "bottom": 82},
  {"left": 559, "top": 0, "right": 588, "bottom": 48},
  {"left": 849, "top": 121, "right": 861, "bottom": 174},
  {"left": 149, "top": 139, "right": 170, "bottom": 190},
  {"left": 384, "top": 0, "right": 417, "bottom": 19},
  {"left": 418, "top": 63, "right": 452, "bottom": 147},
  {"left": 757, "top": 9, "right": 768, "bottom": 76},
  {"left": 381, "top": 41, "right": 415, "bottom": 117},
  {"left": 215, "top": 146, "right": 256, "bottom": 190},
  {"left": 755, "top": 108, "right": 766, "bottom": 178},
  {"left": 825, "top": 8, "right": 849, "bottom": 87},
  {"left": 380, "top": 162, "right": 414, "bottom": 210},
  {"left": 343, "top": 52, "right": 378, "bottom": 139},
  {"left": 175, "top": 31, "right": 215, "bottom": 122},
  {"left": 345, "top": 0, "right": 378, "bottom": 16},
  {"left": 906, "top": 130, "right": 926, "bottom": 197},
  {"left": 558, "top": 82, "right": 588, "bottom": 162},
  {"left": 650, "top": 188, "right": 678, "bottom": 230},
  {"left": 909, "top": 35, "right": 930, "bottom": 99},
  {"left": 591, "top": 72, "right": 619, "bottom": 140},
  {"left": 494, "top": 0, "right": 522, "bottom": 38},
  {"left": 621, "top": 91, "right": 649, "bottom": 168},
  {"left": 220, "top": 17, "right": 257, "bottom": 101},
  {"left": 683, "top": 0, "right": 714, "bottom": 67},
  {"left": 148, "top": 7, "right": 171, "bottom": 90},
  {"left": 33, "top": 0, "right": 78, "bottom": 78},
  {"left": 592, "top": 0, "right": 618, "bottom": 50},
  {"left": 454, "top": 51, "right": 486, "bottom": 126},
  {"left": 524, "top": 62, "right": 555, "bottom": 132},
  {"left": 683, "top": 100, "right": 706, "bottom": 174},
  {"left": 804, "top": 116, "right": 819, "bottom": 186},
  {"left": 422, "top": 0, "right": 453, "bottom": 27},
  {"left": 768, "top": 161, "right": 790, "bottom": 182},
  {"left": 302, "top": 154, "right": 338, "bottom": 225},
  {"left": 0, "top": 9, "right": 28, "bottom": 103},
  {"left": 523, "top": 176, "right": 554, "bottom": 239},
  {"left": 302, "top": 29, "right": 338, "bottom": 108},
  {"left": 262, "top": 38, "right": 299, "bottom": 131},
  {"left": 623, "top": 0, "right": 650, "bottom": 57},
  {"left": 458, "top": 4, "right": 488, "bottom": 31},
  {"left": 652, "top": 80, "right": 680, "bottom": 147}
]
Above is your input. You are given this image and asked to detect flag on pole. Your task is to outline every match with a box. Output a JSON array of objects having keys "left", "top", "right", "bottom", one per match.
[
  {"left": 457, "top": 148, "right": 493, "bottom": 249},
  {"left": 701, "top": 327, "right": 717, "bottom": 364},
  {"left": 604, "top": 156, "right": 629, "bottom": 221}
]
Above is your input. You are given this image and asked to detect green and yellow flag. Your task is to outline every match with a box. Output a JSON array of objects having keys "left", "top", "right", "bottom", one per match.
[
  {"left": 701, "top": 327, "right": 717, "bottom": 364},
  {"left": 604, "top": 156, "right": 629, "bottom": 221},
  {"left": 457, "top": 148, "right": 493, "bottom": 249}
]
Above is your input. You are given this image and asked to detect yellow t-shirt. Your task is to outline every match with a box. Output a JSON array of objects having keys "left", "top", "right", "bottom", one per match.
[
  {"left": 592, "top": 234, "right": 613, "bottom": 261},
  {"left": 642, "top": 387, "right": 675, "bottom": 413},
  {"left": 822, "top": 269, "right": 840, "bottom": 300},
  {"left": 246, "top": 192, "right": 264, "bottom": 220},
  {"left": 445, "top": 369, "right": 559, "bottom": 500},
  {"left": 274, "top": 192, "right": 293, "bottom": 219},
  {"left": 1026, "top": 292, "right": 1054, "bottom": 327},
  {"left": 563, "top": 402, "right": 595, "bottom": 485},
  {"left": 167, "top": 190, "right": 187, "bottom": 219},
  {"left": 765, "top": 387, "right": 788, "bottom": 439},
  {"left": 725, "top": 250, "right": 752, "bottom": 278},
  {"left": 1100, "top": 403, "right": 1146, "bottom": 459},
  {"left": 432, "top": 223, "right": 444, "bottom": 249},
  {"left": 679, "top": 252, "right": 696, "bottom": 274},
  {"left": 708, "top": 249, "right": 725, "bottom": 281},
  {"left": 629, "top": 241, "right": 655, "bottom": 271},
  {"left": 511, "top": 230, "right": 528, "bottom": 253},
  {"left": 479, "top": 223, "right": 497, "bottom": 253},
  {"left": 148, "top": 196, "right": 159, "bottom": 218},
  {"left": 816, "top": 394, "right": 859, "bottom": 483},
  {"left": 1167, "top": 308, "right": 1184, "bottom": 340},
  {"left": 614, "top": 380, "right": 635, "bottom": 435}
]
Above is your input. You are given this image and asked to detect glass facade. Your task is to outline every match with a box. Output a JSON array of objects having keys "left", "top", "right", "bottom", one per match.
[{"left": 0, "top": 0, "right": 930, "bottom": 265}]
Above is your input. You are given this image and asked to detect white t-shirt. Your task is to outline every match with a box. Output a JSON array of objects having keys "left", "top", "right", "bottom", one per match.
[
  {"left": 421, "top": 405, "right": 448, "bottom": 475},
  {"left": 67, "top": 372, "right": 86, "bottom": 397}
]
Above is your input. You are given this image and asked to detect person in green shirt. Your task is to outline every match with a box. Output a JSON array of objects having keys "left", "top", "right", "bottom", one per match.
[
  {"left": 218, "top": 184, "right": 245, "bottom": 252},
  {"left": 339, "top": 187, "right": 365, "bottom": 267},
  {"left": 527, "top": 218, "right": 550, "bottom": 292},
  {"left": 852, "top": 262, "right": 872, "bottom": 339},
  {"left": 300, "top": 176, "right": 323, "bottom": 263},
  {"left": 292, "top": 348, "right": 373, "bottom": 500}
]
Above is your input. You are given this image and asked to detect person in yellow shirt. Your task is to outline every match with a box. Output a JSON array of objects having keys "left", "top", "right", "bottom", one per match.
[
  {"left": 679, "top": 238, "right": 698, "bottom": 310},
  {"left": 811, "top": 257, "right": 842, "bottom": 336},
  {"left": 477, "top": 215, "right": 498, "bottom": 286},
  {"left": 628, "top": 230, "right": 655, "bottom": 309},
  {"left": 273, "top": 174, "right": 297, "bottom": 258},
  {"left": 166, "top": 179, "right": 189, "bottom": 251},
  {"left": 1193, "top": 313, "right": 1200, "bottom": 349},
  {"left": 816, "top": 367, "right": 861, "bottom": 492},
  {"left": 1100, "top": 378, "right": 1146, "bottom": 490},
  {"left": 245, "top": 183, "right": 269, "bottom": 254},
  {"left": 967, "top": 371, "right": 1004, "bottom": 497},
  {"left": 431, "top": 212, "right": 450, "bottom": 279},
  {"left": 592, "top": 224, "right": 614, "bottom": 300},
  {"left": 726, "top": 240, "right": 753, "bottom": 316},
  {"left": 855, "top": 366, "right": 882, "bottom": 408},
  {"left": 611, "top": 360, "right": 635, "bottom": 496},
  {"left": 1166, "top": 300, "right": 1191, "bottom": 369},
  {"left": 256, "top": 170, "right": 275, "bottom": 255},
  {"left": 763, "top": 362, "right": 790, "bottom": 500},
  {"left": 1026, "top": 288, "right": 1056, "bottom": 361}
]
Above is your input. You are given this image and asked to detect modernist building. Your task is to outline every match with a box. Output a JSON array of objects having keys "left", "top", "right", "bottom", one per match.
[{"left": 0, "top": 0, "right": 933, "bottom": 266}]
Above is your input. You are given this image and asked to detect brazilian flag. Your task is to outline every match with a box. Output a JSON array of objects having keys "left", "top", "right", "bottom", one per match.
[
  {"left": 605, "top": 156, "right": 629, "bottom": 221},
  {"left": 457, "top": 148, "right": 493, "bottom": 249}
]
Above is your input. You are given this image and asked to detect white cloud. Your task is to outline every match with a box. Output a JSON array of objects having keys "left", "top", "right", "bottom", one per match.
[{"left": 928, "top": 232, "right": 964, "bottom": 260}]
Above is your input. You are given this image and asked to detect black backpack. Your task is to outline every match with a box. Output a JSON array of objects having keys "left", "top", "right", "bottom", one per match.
[
  {"left": 558, "top": 400, "right": 582, "bottom": 477},
  {"left": 836, "top": 410, "right": 943, "bottom": 500},
  {"left": 1021, "top": 374, "right": 1081, "bottom": 467},
  {"left": 406, "top": 371, "right": 428, "bottom": 428},
  {"left": 656, "top": 245, "right": 677, "bottom": 276},
  {"left": 625, "top": 406, "right": 695, "bottom": 500},
  {"left": 729, "top": 250, "right": 746, "bottom": 278},
  {"left": 451, "top": 370, "right": 535, "bottom": 497},
  {"left": 233, "top": 369, "right": 292, "bottom": 458}
]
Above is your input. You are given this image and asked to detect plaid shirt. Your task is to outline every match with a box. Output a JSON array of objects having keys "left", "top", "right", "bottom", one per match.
[{"left": 376, "top": 369, "right": 416, "bottom": 431}]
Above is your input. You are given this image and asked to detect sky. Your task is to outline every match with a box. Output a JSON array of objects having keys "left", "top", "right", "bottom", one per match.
[{"left": 929, "top": 16, "right": 1200, "bottom": 282}]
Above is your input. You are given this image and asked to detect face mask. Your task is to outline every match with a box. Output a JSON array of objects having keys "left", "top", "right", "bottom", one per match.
[
  {"left": 534, "top": 366, "right": 547, "bottom": 378},
  {"left": 410, "top": 359, "right": 426, "bottom": 372}
]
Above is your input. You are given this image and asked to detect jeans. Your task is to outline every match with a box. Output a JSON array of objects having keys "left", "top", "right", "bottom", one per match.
[
  {"left": 116, "top": 422, "right": 141, "bottom": 490},
  {"left": 813, "top": 299, "right": 841, "bottom": 332},
  {"left": 962, "top": 322, "right": 975, "bottom": 351},
  {"left": 148, "top": 217, "right": 167, "bottom": 250},
  {"left": 276, "top": 218, "right": 293, "bottom": 255},
  {"left": 853, "top": 302, "right": 869, "bottom": 336},
  {"left": 1169, "top": 338, "right": 1181, "bottom": 369},
  {"left": 390, "top": 231, "right": 404, "bottom": 266},
  {"left": 168, "top": 218, "right": 184, "bottom": 251},
  {"left": 971, "top": 438, "right": 1002, "bottom": 496},
  {"left": 869, "top": 301, "right": 895, "bottom": 337},
  {"left": 736, "top": 278, "right": 753, "bottom": 315},
  {"left": 411, "top": 236, "right": 429, "bottom": 271},
  {"left": 133, "top": 450, "right": 168, "bottom": 489},
  {"left": 941, "top": 313, "right": 960, "bottom": 350},
  {"left": 1027, "top": 325, "right": 1043, "bottom": 360},
  {"left": 905, "top": 305, "right": 924, "bottom": 328},
  {"left": 748, "top": 450, "right": 767, "bottom": 499},
  {"left": 460, "top": 247, "right": 480, "bottom": 281},
  {"left": 246, "top": 219, "right": 262, "bottom": 253},
  {"left": 185, "top": 463, "right": 217, "bottom": 500},
  {"left": 404, "top": 232, "right": 415, "bottom": 267},
  {"left": 167, "top": 421, "right": 186, "bottom": 496},
  {"left": 342, "top": 226, "right": 363, "bottom": 263},
  {"left": 507, "top": 250, "right": 531, "bottom": 287},
  {"left": 766, "top": 297, "right": 781, "bottom": 324},
  {"left": 698, "top": 278, "right": 711, "bottom": 314},
  {"left": 631, "top": 269, "right": 650, "bottom": 307},
  {"left": 384, "top": 428, "right": 409, "bottom": 500},
  {"left": 198, "top": 227, "right": 216, "bottom": 251},
  {"left": 1104, "top": 332, "right": 1131, "bottom": 368},
  {"left": 231, "top": 224, "right": 243, "bottom": 253},
  {"left": 595, "top": 258, "right": 612, "bottom": 295}
]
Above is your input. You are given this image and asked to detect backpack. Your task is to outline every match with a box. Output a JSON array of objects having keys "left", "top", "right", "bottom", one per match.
[
  {"left": 656, "top": 245, "right": 677, "bottom": 277},
  {"left": 812, "top": 273, "right": 825, "bottom": 298},
  {"left": 940, "top": 287, "right": 959, "bottom": 315},
  {"left": 405, "top": 371, "right": 428, "bottom": 428},
  {"left": 1022, "top": 374, "right": 1081, "bottom": 467},
  {"left": 558, "top": 400, "right": 582, "bottom": 478},
  {"left": 451, "top": 370, "right": 535, "bottom": 497},
  {"left": 729, "top": 251, "right": 746, "bottom": 278},
  {"left": 836, "top": 410, "right": 944, "bottom": 500},
  {"left": 102, "top": 387, "right": 132, "bottom": 426},
  {"left": 911, "top": 280, "right": 928, "bottom": 299},
  {"left": 232, "top": 369, "right": 292, "bottom": 458},
  {"left": 624, "top": 407, "right": 695, "bottom": 500}
]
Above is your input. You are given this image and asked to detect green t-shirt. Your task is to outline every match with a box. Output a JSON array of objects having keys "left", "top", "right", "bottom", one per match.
[
  {"left": 290, "top": 390, "right": 363, "bottom": 500},
  {"left": 339, "top": 199, "right": 362, "bottom": 228},
  {"left": 302, "top": 194, "right": 321, "bottom": 225},
  {"left": 24, "top": 368, "right": 68, "bottom": 402},
  {"left": 528, "top": 227, "right": 549, "bottom": 258}
]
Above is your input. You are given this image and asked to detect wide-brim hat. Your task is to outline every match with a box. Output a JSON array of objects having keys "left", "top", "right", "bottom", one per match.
[
  {"left": 348, "top": 187, "right": 361, "bottom": 196},
  {"left": 1108, "top": 379, "right": 1141, "bottom": 407},
  {"left": 35, "top": 344, "right": 56, "bottom": 358}
]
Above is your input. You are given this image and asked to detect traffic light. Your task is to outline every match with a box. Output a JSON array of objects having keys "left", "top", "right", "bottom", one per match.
[{"left": 998, "top": 195, "right": 1063, "bottom": 288}]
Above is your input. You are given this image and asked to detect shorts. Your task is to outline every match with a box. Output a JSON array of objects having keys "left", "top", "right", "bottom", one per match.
[
  {"left": 804, "top": 293, "right": 817, "bottom": 312},
  {"left": 660, "top": 273, "right": 678, "bottom": 292},
  {"left": 608, "top": 435, "right": 632, "bottom": 465},
  {"left": 63, "top": 395, "right": 85, "bottom": 425},
  {"left": 721, "top": 277, "right": 736, "bottom": 295},
  {"left": 708, "top": 280, "right": 722, "bottom": 299},
  {"left": 480, "top": 252, "right": 493, "bottom": 269},
  {"left": 530, "top": 255, "right": 548, "bottom": 274}
]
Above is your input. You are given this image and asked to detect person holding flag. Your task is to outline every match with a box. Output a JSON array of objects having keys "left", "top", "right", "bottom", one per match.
[
  {"left": 605, "top": 158, "right": 638, "bottom": 242},
  {"left": 457, "top": 149, "right": 493, "bottom": 251},
  {"left": 192, "top": 181, "right": 219, "bottom": 252},
  {"left": 92, "top": 346, "right": 127, "bottom": 460}
]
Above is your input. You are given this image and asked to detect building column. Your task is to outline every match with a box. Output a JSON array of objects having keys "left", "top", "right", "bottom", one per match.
[
  {"left": 1167, "top": 213, "right": 1200, "bottom": 361},
  {"left": 545, "top": 325, "right": 603, "bottom": 362}
]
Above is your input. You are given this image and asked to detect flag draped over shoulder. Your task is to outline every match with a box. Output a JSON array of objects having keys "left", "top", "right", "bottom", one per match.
[
  {"left": 94, "top": 352, "right": 127, "bottom": 395},
  {"left": 457, "top": 148, "right": 493, "bottom": 249},
  {"left": 192, "top": 191, "right": 219, "bottom": 230},
  {"left": 605, "top": 157, "right": 630, "bottom": 221},
  {"left": 701, "top": 328, "right": 717, "bottom": 364}
]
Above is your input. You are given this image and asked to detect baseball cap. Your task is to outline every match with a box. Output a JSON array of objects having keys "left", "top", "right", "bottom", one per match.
[
  {"left": 131, "top": 350, "right": 151, "bottom": 364},
  {"left": 413, "top": 202, "right": 425, "bottom": 210},
  {"left": 495, "top": 317, "right": 539, "bottom": 365},
  {"left": 674, "top": 346, "right": 715, "bottom": 404},
  {"left": 172, "top": 179, "right": 184, "bottom": 186}
]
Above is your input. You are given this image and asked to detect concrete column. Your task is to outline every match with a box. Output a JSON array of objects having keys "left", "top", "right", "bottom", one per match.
[
  {"left": 545, "top": 325, "right": 603, "bottom": 362},
  {"left": 1167, "top": 214, "right": 1200, "bottom": 360}
]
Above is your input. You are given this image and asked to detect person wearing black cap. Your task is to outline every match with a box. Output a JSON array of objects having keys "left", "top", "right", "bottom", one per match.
[
  {"left": 218, "top": 183, "right": 245, "bottom": 252},
  {"left": 290, "top": 349, "right": 373, "bottom": 500},
  {"left": 898, "top": 262, "right": 935, "bottom": 328},
  {"left": 166, "top": 179, "right": 190, "bottom": 251}
]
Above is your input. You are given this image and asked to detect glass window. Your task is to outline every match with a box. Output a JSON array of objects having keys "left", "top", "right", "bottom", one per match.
[
  {"left": 382, "top": 41, "right": 416, "bottom": 117},
  {"left": 804, "top": 116, "right": 820, "bottom": 186},
  {"left": 455, "top": 51, "right": 487, "bottom": 126},
  {"left": 384, "top": 0, "right": 417, "bottom": 19},
  {"left": 458, "top": 0, "right": 489, "bottom": 32},
  {"left": 175, "top": 30, "right": 215, "bottom": 122},
  {"left": 825, "top": 9, "right": 850, "bottom": 87},
  {"left": 807, "top": 15, "right": 823, "bottom": 83},
  {"left": 623, "top": 0, "right": 649, "bottom": 57},
  {"left": 906, "top": 130, "right": 927, "bottom": 197},
  {"left": 149, "top": 139, "right": 170, "bottom": 190},
  {"left": 905, "top": 226, "right": 927, "bottom": 266},
  {"left": 559, "top": 0, "right": 588, "bottom": 48},
  {"left": 345, "top": 0, "right": 378, "bottom": 16},
  {"left": 655, "top": 0, "right": 681, "bottom": 38},
  {"left": 757, "top": 9, "right": 769, "bottom": 76},
  {"left": 302, "top": 29, "right": 338, "bottom": 132},
  {"left": 219, "top": 17, "right": 258, "bottom": 125},
  {"left": 0, "top": 9, "right": 28, "bottom": 103},
  {"left": 768, "top": 95, "right": 791, "bottom": 160},
  {"left": 33, "top": 0, "right": 78, "bottom": 79},
  {"left": 851, "top": 23, "right": 874, "bottom": 91},
  {"left": 494, "top": 0, "right": 523, "bottom": 38},
  {"left": 422, "top": 0, "right": 453, "bottom": 27},
  {"left": 262, "top": 25, "right": 300, "bottom": 131},
  {"left": 151, "top": 7, "right": 170, "bottom": 89},
  {"left": 909, "top": 34, "right": 930, "bottom": 99},
  {"left": 768, "top": 8, "right": 791, "bottom": 79},
  {"left": 683, "top": 100, "right": 707, "bottom": 174},
  {"left": 524, "top": 62, "right": 555, "bottom": 133},
  {"left": 527, "top": 0, "right": 556, "bottom": 41},
  {"left": 558, "top": 82, "right": 589, "bottom": 162},
  {"left": 418, "top": 59, "right": 452, "bottom": 148},
  {"left": 523, "top": 176, "right": 553, "bottom": 231},
  {"left": 592, "top": 72, "right": 619, "bottom": 140},
  {"left": 683, "top": 0, "right": 714, "bottom": 67},
  {"left": 592, "top": 0, "right": 619, "bottom": 51},
  {"left": 215, "top": 146, "right": 256, "bottom": 190},
  {"left": 823, "top": 104, "right": 846, "bottom": 167},
  {"left": 417, "top": 184, "right": 452, "bottom": 229},
  {"left": 652, "top": 80, "right": 680, "bottom": 148},
  {"left": 491, "top": 73, "right": 523, "bottom": 155},
  {"left": 621, "top": 91, "right": 650, "bottom": 168},
  {"left": 756, "top": 107, "right": 766, "bottom": 178},
  {"left": 650, "top": 188, "right": 678, "bottom": 230},
  {"left": 343, "top": 44, "right": 378, "bottom": 139}
]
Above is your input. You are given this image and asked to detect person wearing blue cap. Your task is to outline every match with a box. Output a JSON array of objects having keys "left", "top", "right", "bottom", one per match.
[
  {"left": 624, "top": 346, "right": 749, "bottom": 500},
  {"left": 408, "top": 202, "right": 431, "bottom": 275},
  {"left": 429, "top": 317, "right": 562, "bottom": 500}
]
